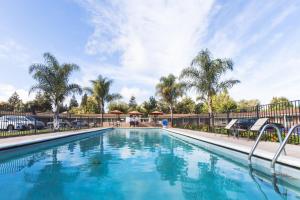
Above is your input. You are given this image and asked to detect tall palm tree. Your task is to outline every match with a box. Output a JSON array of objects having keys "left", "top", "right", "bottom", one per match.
[
  {"left": 85, "top": 75, "right": 121, "bottom": 126},
  {"left": 180, "top": 49, "right": 240, "bottom": 126},
  {"left": 156, "top": 74, "right": 184, "bottom": 127},
  {"left": 29, "top": 53, "right": 82, "bottom": 130}
]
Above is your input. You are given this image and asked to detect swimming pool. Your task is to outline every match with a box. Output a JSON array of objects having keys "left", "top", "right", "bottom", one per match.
[{"left": 0, "top": 128, "right": 299, "bottom": 199}]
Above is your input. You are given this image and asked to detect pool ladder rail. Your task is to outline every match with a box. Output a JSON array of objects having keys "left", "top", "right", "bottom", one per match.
[
  {"left": 248, "top": 123, "right": 300, "bottom": 174},
  {"left": 271, "top": 124, "right": 300, "bottom": 173}
]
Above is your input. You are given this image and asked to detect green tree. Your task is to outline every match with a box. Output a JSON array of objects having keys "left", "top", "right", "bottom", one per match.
[
  {"left": 270, "top": 96, "right": 292, "bottom": 110},
  {"left": 175, "top": 97, "right": 196, "bottom": 114},
  {"left": 136, "top": 105, "right": 146, "bottom": 116},
  {"left": 180, "top": 49, "right": 240, "bottom": 126},
  {"left": 69, "top": 95, "right": 79, "bottom": 110},
  {"left": 195, "top": 102, "right": 204, "bottom": 114},
  {"left": 0, "top": 101, "right": 12, "bottom": 111},
  {"left": 80, "top": 93, "right": 88, "bottom": 112},
  {"left": 25, "top": 92, "right": 52, "bottom": 114},
  {"left": 143, "top": 96, "right": 158, "bottom": 115},
  {"left": 157, "top": 101, "right": 170, "bottom": 114},
  {"left": 85, "top": 96, "right": 99, "bottom": 113},
  {"left": 156, "top": 74, "right": 185, "bottom": 126},
  {"left": 237, "top": 99, "right": 260, "bottom": 111},
  {"left": 29, "top": 52, "right": 82, "bottom": 130},
  {"left": 128, "top": 96, "right": 137, "bottom": 111},
  {"left": 34, "top": 92, "right": 52, "bottom": 112},
  {"left": 203, "top": 92, "right": 237, "bottom": 113},
  {"left": 8, "top": 92, "right": 22, "bottom": 111},
  {"left": 85, "top": 75, "right": 122, "bottom": 126},
  {"left": 108, "top": 101, "right": 129, "bottom": 113}
]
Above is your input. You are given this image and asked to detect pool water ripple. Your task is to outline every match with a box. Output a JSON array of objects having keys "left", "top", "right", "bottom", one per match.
[{"left": 0, "top": 128, "right": 299, "bottom": 200}]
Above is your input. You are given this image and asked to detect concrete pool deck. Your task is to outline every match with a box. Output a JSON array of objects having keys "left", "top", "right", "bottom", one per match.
[
  {"left": 165, "top": 128, "right": 300, "bottom": 169},
  {"left": 0, "top": 127, "right": 111, "bottom": 150}
]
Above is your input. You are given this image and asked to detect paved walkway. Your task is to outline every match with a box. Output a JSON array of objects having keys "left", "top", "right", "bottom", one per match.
[
  {"left": 166, "top": 128, "right": 300, "bottom": 168},
  {"left": 0, "top": 127, "right": 110, "bottom": 150}
]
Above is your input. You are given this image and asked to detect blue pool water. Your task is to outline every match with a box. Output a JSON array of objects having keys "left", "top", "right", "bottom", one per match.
[{"left": 0, "top": 128, "right": 299, "bottom": 200}]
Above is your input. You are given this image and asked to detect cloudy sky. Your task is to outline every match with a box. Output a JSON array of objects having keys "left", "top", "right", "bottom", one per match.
[{"left": 0, "top": 0, "right": 299, "bottom": 104}]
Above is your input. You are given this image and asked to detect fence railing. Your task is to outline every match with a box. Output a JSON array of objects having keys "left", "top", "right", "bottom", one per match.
[
  {"left": 163, "top": 100, "right": 300, "bottom": 144},
  {"left": 1, "top": 100, "right": 300, "bottom": 144},
  {"left": 0, "top": 108, "right": 104, "bottom": 138}
]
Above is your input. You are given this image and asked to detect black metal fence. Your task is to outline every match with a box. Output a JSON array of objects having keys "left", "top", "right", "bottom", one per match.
[
  {"left": 170, "top": 100, "right": 300, "bottom": 144},
  {"left": 0, "top": 108, "right": 103, "bottom": 138},
  {"left": 1, "top": 100, "right": 300, "bottom": 144}
]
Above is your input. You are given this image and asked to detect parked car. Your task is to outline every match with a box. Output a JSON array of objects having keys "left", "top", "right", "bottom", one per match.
[
  {"left": 71, "top": 120, "right": 89, "bottom": 128},
  {"left": 47, "top": 119, "right": 72, "bottom": 129},
  {"left": 24, "top": 116, "right": 46, "bottom": 130},
  {"left": 0, "top": 115, "right": 27, "bottom": 131}
]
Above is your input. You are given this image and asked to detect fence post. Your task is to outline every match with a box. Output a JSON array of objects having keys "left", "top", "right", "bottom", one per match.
[
  {"left": 34, "top": 118, "right": 37, "bottom": 134},
  {"left": 226, "top": 111, "right": 230, "bottom": 124},
  {"left": 256, "top": 105, "right": 260, "bottom": 119}
]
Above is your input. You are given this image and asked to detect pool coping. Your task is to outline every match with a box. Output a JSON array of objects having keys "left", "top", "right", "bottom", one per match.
[
  {"left": 164, "top": 128, "right": 300, "bottom": 170},
  {"left": 0, "top": 127, "right": 112, "bottom": 151}
]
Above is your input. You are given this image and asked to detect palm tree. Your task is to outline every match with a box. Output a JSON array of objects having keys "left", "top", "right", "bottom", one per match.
[
  {"left": 29, "top": 52, "right": 82, "bottom": 130},
  {"left": 180, "top": 49, "right": 240, "bottom": 126},
  {"left": 85, "top": 75, "right": 121, "bottom": 126},
  {"left": 156, "top": 74, "right": 184, "bottom": 127}
]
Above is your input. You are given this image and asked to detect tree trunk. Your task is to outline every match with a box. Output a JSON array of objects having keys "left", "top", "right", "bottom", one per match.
[
  {"left": 170, "top": 106, "right": 173, "bottom": 127},
  {"left": 101, "top": 102, "right": 104, "bottom": 127},
  {"left": 208, "top": 95, "right": 214, "bottom": 128},
  {"left": 53, "top": 103, "right": 60, "bottom": 131}
]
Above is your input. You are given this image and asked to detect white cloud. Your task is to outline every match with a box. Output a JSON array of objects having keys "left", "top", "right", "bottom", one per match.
[
  {"left": 0, "top": 83, "right": 34, "bottom": 102},
  {"left": 204, "top": 1, "right": 300, "bottom": 103},
  {"left": 0, "top": 39, "right": 37, "bottom": 102},
  {"left": 0, "top": 39, "right": 31, "bottom": 69},
  {"left": 120, "top": 86, "right": 150, "bottom": 104},
  {"left": 76, "top": 0, "right": 215, "bottom": 101}
]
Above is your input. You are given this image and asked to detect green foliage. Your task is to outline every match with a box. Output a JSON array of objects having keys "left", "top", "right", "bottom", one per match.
[
  {"left": 108, "top": 101, "right": 129, "bottom": 113},
  {"left": 270, "top": 96, "right": 290, "bottom": 104},
  {"left": 142, "top": 96, "right": 158, "bottom": 115},
  {"left": 136, "top": 105, "right": 146, "bottom": 116},
  {"left": 156, "top": 74, "right": 184, "bottom": 125},
  {"left": 58, "top": 104, "right": 68, "bottom": 113},
  {"left": 85, "top": 96, "right": 99, "bottom": 113},
  {"left": 85, "top": 75, "right": 121, "bottom": 113},
  {"left": 175, "top": 97, "right": 196, "bottom": 114},
  {"left": 270, "top": 97, "right": 292, "bottom": 110},
  {"left": 70, "top": 96, "right": 99, "bottom": 114},
  {"left": 85, "top": 75, "right": 121, "bottom": 125},
  {"left": 34, "top": 92, "right": 52, "bottom": 112},
  {"left": 203, "top": 92, "right": 237, "bottom": 113},
  {"left": 194, "top": 102, "right": 204, "bottom": 114},
  {"left": 8, "top": 92, "right": 22, "bottom": 110},
  {"left": 69, "top": 95, "right": 79, "bottom": 109},
  {"left": 180, "top": 49, "right": 240, "bottom": 114},
  {"left": 29, "top": 52, "right": 82, "bottom": 114},
  {"left": 237, "top": 99, "right": 260, "bottom": 111},
  {"left": 157, "top": 101, "right": 170, "bottom": 114},
  {"left": 0, "top": 101, "right": 13, "bottom": 111},
  {"left": 25, "top": 91, "right": 52, "bottom": 113},
  {"left": 128, "top": 96, "right": 137, "bottom": 111},
  {"left": 80, "top": 93, "right": 88, "bottom": 107}
]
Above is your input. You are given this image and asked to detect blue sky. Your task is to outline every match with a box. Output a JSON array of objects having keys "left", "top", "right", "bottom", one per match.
[{"left": 0, "top": 0, "right": 299, "bottom": 104}]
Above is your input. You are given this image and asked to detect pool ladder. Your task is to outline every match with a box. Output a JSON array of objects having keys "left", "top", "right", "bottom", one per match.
[
  {"left": 271, "top": 124, "right": 300, "bottom": 173},
  {"left": 249, "top": 123, "right": 300, "bottom": 174},
  {"left": 248, "top": 124, "right": 286, "bottom": 174}
]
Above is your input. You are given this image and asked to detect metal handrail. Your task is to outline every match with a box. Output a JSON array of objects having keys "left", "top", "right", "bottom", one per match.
[
  {"left": 248, "top": 124, "right": 286, "bottom": 163},
  {"left": 271, "top": 124, "right": 300, "bottom": 173}
]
